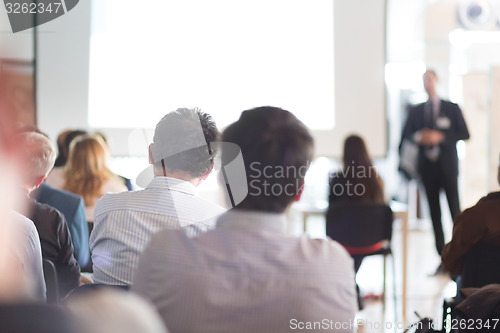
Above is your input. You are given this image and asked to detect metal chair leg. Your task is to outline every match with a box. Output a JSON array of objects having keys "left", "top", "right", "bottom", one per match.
[
  {"left": 383, "top": 254, "right": 387, "bottom": 313},
  {"left": 392, "top": 253, "right": 398, "bottom": 325}
]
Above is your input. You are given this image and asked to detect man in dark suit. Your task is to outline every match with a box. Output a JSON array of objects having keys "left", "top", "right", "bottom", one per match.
[{"left": 401, "top": 69, "right": 470, "bottom": 269}]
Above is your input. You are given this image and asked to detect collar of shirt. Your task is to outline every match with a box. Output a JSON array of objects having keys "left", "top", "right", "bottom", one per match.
[
  {"left": 146, "top": 176, "right": 198, "bottom": 197},
  {"left": 216, "top": 209, "right": 287, "bottom": 235}
]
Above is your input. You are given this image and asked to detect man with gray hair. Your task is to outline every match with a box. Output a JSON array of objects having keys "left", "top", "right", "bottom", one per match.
[
  {"left": 16, "top": 132, "right": 80, "bottom": 298},
  {"left": 91, "top": 108, "right": 225, "bottom": 286}
]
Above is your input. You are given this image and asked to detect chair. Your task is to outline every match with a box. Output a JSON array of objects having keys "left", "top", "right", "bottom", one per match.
[
  {"left": 326, "top": 202, "right": 395, "bottom": 311},
  {"left": 461, "top": 242, "right": 500, "bottom": 289},
  {"left": 42, "top": 258, "right": 60, "bottom": 304},
  {"left": 442, "top": 242, "right": 500, "bottom": 333},
  {"left": 0, "top": 304, "right": 76, "bottom": 333}
]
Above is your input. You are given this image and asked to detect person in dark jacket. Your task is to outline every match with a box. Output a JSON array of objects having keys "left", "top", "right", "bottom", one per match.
[
  {"left": 15, "top": 132, "right": 80, "bottom": 298},
  {"left": 400, "top": 69, "right": 469, "bottom": 272}
]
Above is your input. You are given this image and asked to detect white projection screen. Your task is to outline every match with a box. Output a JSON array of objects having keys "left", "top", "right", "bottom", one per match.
[{"left": 85, "top": 0, "right": 386, "bottom": 157}]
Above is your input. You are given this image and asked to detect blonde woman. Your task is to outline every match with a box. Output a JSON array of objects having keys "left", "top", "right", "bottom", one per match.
[{"left": 63, "top": 135, "right": 127, "bottom": 222}]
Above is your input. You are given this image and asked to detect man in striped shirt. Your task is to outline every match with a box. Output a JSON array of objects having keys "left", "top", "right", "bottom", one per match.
[
  {"left": 90, "top": 108, "right": 226, "bottom": 286},
  {"left": 133, "top": 107, "right": 357, "bottom": 333}
]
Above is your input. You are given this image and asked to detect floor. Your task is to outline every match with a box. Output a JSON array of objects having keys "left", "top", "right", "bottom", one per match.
[{"left": 292, "top": 210, "right": 457, "bottom": 333}]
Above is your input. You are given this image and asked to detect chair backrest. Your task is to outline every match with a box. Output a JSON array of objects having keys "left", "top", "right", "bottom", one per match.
[
  {"left": 0, "top": 304, "right": 76, "bottom": 333},
  {"left": 67, "top": 283, "right": 130, "bottom": 300},
  {"left": 43, "top": 258, "right": 60, "bottom": 304},
  {"left": 326, "top": 202, "right": 393, "bottom": 248},
  {"left": 461, "top": 242, "right": 500, "bottom": 289}
]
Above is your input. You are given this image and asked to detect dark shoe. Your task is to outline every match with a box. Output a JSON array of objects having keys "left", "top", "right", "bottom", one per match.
[{"left": 356, "top": 284, "right": 364, "bottom": 310}]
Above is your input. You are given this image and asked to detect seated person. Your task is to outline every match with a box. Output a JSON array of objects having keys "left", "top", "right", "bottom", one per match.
[
  {"left": 19, "top": 128, "right": 90, "bottom": 268},
  {"left": 15, "top": 132, "right": 80, "bottom": 298},
  {"left": 133, "top": 107, "right": 357, "bottom": 333},
  {"left": 32, "top": 182, "right": 90, "bottom": 269},
  {"left": 441, "top": 155, "right": 500, "bottom": 276},
  {"left": 0, "top": 106, "right": 45, "bottom": 302},
  {"left": 62, "top": 135, "right": 127, "bottom": 222},
  {"left": 91, "top": 108, "right": 225, "bottom": 286},
  {"left": 329, "top": 134, "right": 385, "bottom": 262},
  {"left": 94, "top": 131, "right": 134, "bottom": 191},
  {"left": 46, "top": 130, "right": 87, "bottom": 189},
  {"left": 328, "top": 135, "right": 385, "bottom": 309}
]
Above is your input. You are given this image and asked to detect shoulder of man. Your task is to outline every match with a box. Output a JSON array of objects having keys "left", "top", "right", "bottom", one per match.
[
  {"left": 38, "top": 184, "right": 82, "bottom": 214},
  {"left": 94, "top": 190, "right": 140, "bottom": 216},
  {"left": 477, "top": 191, "right": 500, "bottom": 204},
  {"left": 440, "top": 99, "right": 461, "bottom": 110}
]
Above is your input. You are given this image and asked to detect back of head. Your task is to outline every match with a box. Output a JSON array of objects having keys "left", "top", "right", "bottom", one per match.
[
  {"left": 339, "top": 134, "right": 383, "bottom": 203},
  {"left": 61, "top": 130, "right": 88, "bottom": 163},
  {"left": 343, "top": 134, "right": 372, "bottom": 170},
  {"left": 152, "top": 108, "right": 220, "bottom": 179},
  {"left": 222, "top": 106, "right": 314, "bottom": 213},
  {"left": 66, "top": 289, "right": 168, "bottom": 333},
  {"left": 64, "top": 135, "right": 111, "bottom": 205},
  {"left": 15, "top": 132, "right": 56, "bottom": 187},
  {"left": 54, "top": 130, "right": 72, "bottom": 167}
]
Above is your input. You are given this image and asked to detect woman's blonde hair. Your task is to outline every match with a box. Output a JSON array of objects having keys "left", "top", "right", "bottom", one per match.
[{"left": 63, "top": 135, "right": 113, "bottom": 206}]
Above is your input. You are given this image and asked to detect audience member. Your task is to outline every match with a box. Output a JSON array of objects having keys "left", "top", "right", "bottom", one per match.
[
  {"left": 329, "top": 134, "right": 385, "bottom": 264},
  {"left": 32, "top": 183, "right": 90, "bottom": 269},
  {"left": 0, "top": 73, "right": 45, "bottom": 302},
  {"left": 15, "top": 132, "right": 81, "bottom": 298},
  {"left": 441, "top": 155, "right": 500, "bottom": 275},
  {"left": 133, "top": 106, "right": 357, "bottom": 333},
  {"left": 0, "top": 63, "right": 75, "bottom": 331},
  {"left": 16, "top": 128, "right": 90, "bottom": 269},
  {"left": 53, "top": 129, "right": 72, "bottom": 167},
  {"left": 65, "top": 289, "right": 168, "bottom": 333},
  {"left": 328, "top": 134, "right": 385, "bottom": 309},
  {"left": 91, "top": 108, "right": 225, "bottom": 286},
  {"left": 94, "top": 131, "right": 134, "bottom": 190},
  {"left": 62, "top": 135, "right": 127, "bottom": 222},
  {"left": 0, "top": 156, "right": 45, "bottom": 301},
  {"left": 46, "top": 129, "right": 88, "bottom": 189}
]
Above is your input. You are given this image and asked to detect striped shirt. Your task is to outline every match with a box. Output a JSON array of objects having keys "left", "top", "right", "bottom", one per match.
[
  {"left": 133, "top": 210, "right": 357, "bottom": 333},
  {"left": 90, "top": 177, "right": 226, "bottom": 285}
]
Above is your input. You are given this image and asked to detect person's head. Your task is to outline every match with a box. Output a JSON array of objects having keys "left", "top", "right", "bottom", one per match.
[
  {"left": 54, "top": 130, "right": 72, "bottom": 167},
  {"left": 57, "top": 130, "right": 87, "bottom": 166},
  {"left": 338, "top": 134, "right": 384, "bottom": 203},
  {"left": 221, "top": 106, "right": 314, "bottom": 213},
  {"left": 66, "top": 289, "right": 168, "bottom": 333},
  {"left": 423, "top": 69, "right": 438, "bottom": 99},
  {"left": 343, "top": 134, "right": 373, "bottom": 169},
  {"left": 149, "top": 108, "right": 220, "bottom": 184},
  {"left": 63, "top": 135, "right": 112, "bottom": 206},
  {"left": 14, "top": 132, "right": 56, "bottom": 192}
]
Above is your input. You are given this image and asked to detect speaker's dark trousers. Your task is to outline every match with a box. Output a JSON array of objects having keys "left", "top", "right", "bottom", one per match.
[{"left": 420, "top": 159, "right": 461, "bottom": 255}]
